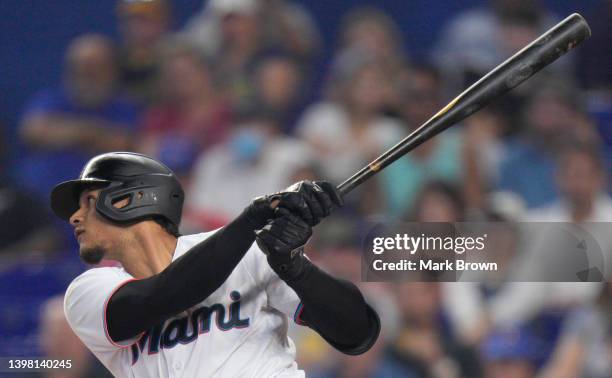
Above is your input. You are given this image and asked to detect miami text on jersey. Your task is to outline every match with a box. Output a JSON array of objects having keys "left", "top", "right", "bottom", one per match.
[{"left": 131, "top": 291, "right": 249, "bottom": 364}]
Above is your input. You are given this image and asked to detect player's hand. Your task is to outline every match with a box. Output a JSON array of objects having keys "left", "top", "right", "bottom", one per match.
[
  {"left": 247, "top": 180, "right": 343, "bottom": 229},
  {"left": 272, "top": 180, "right": 343, "bottom": 226},
  {"left": 255, "top": 208, "right": 313, "bottom": 280}
]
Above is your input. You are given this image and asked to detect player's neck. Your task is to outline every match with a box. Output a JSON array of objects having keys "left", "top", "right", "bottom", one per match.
[{"left": 118, "top": 223, "right": 178, "bottom": 279}]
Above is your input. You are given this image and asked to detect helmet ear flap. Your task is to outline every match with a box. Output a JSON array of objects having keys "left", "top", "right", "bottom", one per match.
[
  {"left": 94, "top": 177, "right": 182, "bottom": 227},
  {"left": 96, "top": 181, "right": 132, "bottom": 220}
]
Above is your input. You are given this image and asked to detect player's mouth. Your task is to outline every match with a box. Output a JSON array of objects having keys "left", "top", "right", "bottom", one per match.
[{"left": 74, "top": 228, "right": 85, "bottom": 240}]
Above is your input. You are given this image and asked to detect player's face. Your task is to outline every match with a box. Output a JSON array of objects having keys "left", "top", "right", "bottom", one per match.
[{"left": 69, "top": 188, "right": 128, "bottom": 264}]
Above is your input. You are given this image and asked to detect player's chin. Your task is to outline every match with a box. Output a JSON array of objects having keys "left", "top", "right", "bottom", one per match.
[{"left": 79, "top": 245, "right": 106, "bottom": 265}]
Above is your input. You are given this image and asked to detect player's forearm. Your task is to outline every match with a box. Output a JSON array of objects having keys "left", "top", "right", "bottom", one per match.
[
  {"left": 285, "top": 259, "right": 380, "bottom": 355},
  {"left": 150, "top": 210, "right": 260, "bottom": 309},
  {"left": 106, "top": 208, "right": 264, "bottom": 342}
]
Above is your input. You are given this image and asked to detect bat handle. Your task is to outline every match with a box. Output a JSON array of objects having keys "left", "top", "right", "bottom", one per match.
[{"left": 336, "top": 164, "right": 378, "bottom": 197}]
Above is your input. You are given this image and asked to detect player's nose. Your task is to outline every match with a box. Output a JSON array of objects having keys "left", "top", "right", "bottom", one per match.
[{"left": 69, "top": 206, "right": 85, "bottom": 226}]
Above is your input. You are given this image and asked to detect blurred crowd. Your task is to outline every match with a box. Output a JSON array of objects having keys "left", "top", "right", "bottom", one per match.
[{"left": 1, "top": 0, "right": 612, "bottom": 377}]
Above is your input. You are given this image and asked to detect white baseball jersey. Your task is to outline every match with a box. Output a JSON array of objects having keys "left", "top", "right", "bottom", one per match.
[{"left": 63, "top": 231, "right": 305, "bottom": 378}]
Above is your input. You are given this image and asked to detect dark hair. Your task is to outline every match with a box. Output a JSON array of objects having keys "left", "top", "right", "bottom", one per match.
[
  {"left": 408, "top": 180, "right": 466, "bottom": 221},
  {"left": 527, "top": 83, "right": 585, "bottom": 114},
  {"left": 396, "top": 62, "right": 443, "bottom": 100},
  {"left": 407, "top": 62, "right": 442, "bottom": 84},
  {"left": 159, "top": 36, "right": 212, "bottom": 72},
  {"left": 339, "top": 6, "right": 403, "bottom": 51},
  {"left": 558, "top": 142, "right": 604, "bottom": 172},
  {"left": 154, "top": 217, "right": 180, "bottom": 237}
]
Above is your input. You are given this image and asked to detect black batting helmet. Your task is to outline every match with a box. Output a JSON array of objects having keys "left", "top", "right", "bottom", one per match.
[{"left": 50, "top": 152, "right": 184, "bottom": 230}]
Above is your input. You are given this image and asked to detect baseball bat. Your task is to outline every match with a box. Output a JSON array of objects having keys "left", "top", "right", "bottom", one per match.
[{"left": 336, "top": 13, "right": 591, "bottom": 196}]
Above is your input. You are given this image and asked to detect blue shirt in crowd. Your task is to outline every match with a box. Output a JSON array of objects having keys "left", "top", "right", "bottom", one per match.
[
  {"left": 15, "top": 88, "right": 138, "bottom": 201},
  {"left": 498, "top": 139, "right": 559, "bottom": 208}
]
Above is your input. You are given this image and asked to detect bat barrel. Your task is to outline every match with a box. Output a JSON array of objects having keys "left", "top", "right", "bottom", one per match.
[{"left": 337, "top": 13, "right": 590, "bottom": 197}]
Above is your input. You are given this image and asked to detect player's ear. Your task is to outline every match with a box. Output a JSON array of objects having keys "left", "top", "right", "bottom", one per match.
[
  {"left": 111, "top": 191, "right": 145, "bottom": 209},
  {"left": 112, "top": 194, "right": 131, "bottom": 209}
]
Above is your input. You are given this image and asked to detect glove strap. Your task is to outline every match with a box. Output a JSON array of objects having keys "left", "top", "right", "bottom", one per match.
[{"left": 267, "top": 246, "right": 311, "bottom": 282}]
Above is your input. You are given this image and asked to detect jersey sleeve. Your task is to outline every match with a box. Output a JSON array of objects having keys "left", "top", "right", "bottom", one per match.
[
  {"left": 63, "top": 267, "right": 143, "bottom": 354},
  {"left": 243, "top": 245, "right": 302, "bottom": 322}
]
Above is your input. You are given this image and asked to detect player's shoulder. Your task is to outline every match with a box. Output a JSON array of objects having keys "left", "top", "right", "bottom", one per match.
[
  {"left": 69, "top": 266, "right": 129, "bottom": 284},
  {"left": 179, "top": 230, "right": 218, "bottom": 243},
  {"left": 64, "top": 267, "right": 133, "bottom": 321},
  {"left": 66, "top": 267, "right": 131, "bottom": 297},
  {"left": 173, "top": 230, "right": 219, "bottom": 259}
]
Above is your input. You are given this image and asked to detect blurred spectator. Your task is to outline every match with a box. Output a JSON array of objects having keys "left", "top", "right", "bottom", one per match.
[
  {"left": 0, "top": 125, "right": 60, "bottom": 258},
  {"left": 297, "top": 55, "right": 401, "bottom": 183},
  {"left": 585, "top": 92, "right": 612, "bottom": 188},
  {"left": 310, "top": 335, "right": 419, "bottom": 378},
  {"left": 433, "top": 0, "right": 562, "bottom": 92},
  {"left": 17, "top": 34, "right": 138, "bottom": 201},
  {"left": 381, "top": 64, "right": 463, "bottom": 218},
  {"left": 185, "top": 113, "right": 313, "bottom": 230},
  {"left": 183, "top": 0, "right": 321, "bottom": 64},
  {"left": 392, "top": 182, "right": 480, "bottom": 377},
  {"left": 249, "top": 54, "right": 306, "bottom": 133},
  {"left": 116, "top": 0, "right": 170, "bottom": 105},
  {"left": 209, "top": 0, "right": 266, "bottom": 116},
  {"left": 409, "top": 181, "right": 466, "bottom": 222},
  {"left": 480, "top": 327, "right": 541, "bottom": 378},
  {"left": 482, "top": 143, "right": 610, "bottom": 343},
  {"left": 497, "top": 84, "right": 599, "bottom": 208},
  {"left": 39, "top": 296, "right": 112, "bottom": 377},
  {"left": 259, "top": 0, "right": 322, "bottom": 63},
  {"left": 462, "top": 107, "right": 509, "bottom": 211},
  {"left": 388, "top": 282, "right": 481, "bottom": 378},
  {"left": 0, "top": 184, "right": 59, "bottom": 259},
  {"left": 138, "top": 39, "right": 231, "bottom": 177},
  {"left": 540, "top": 283, "right": 612, "bottom": 378},
  {"left": 335, "top": 6, "right": 407, "bottom": 75},
  {"left": 409, "top": 182, "right": 486, "bottom": 348},
  {"left": 443, "top": 219, "right": 523, "bottom": 348},
  {"left": 184, "top": 0, "right": 317, "bottom": 117},
  {"left": 527, "top": 142, "right": 611, "bottom": 222}
]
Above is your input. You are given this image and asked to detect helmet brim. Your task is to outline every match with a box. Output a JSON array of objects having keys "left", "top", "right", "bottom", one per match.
[{"left": 50, "top": 178, "right": 110, "bottom": 221}]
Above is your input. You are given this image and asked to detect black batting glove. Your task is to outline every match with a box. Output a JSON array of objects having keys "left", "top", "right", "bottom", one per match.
[
  {"left": 244, "top": 195, "right": 277, "bottom": 230},
  {"left": 245, "top": 180, "right": 343, "bottom": 230},
  {"left": 278, "top": 181, "right": 343, "bottom": 226},
  {"left": 255, "top": 208, "right": 313, "bottom": 281}
]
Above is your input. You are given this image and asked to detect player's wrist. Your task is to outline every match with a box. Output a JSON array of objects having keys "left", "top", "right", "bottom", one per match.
[
  {"left": 243, "top": 196, "right": 276, "bottom": 230},
  {"left": 267, "top": 248, "right": 313, "bottom": 283}
]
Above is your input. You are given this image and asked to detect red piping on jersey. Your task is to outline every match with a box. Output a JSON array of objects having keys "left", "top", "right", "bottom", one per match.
[
  {"left": 103, "top": 278, "right": 145, "bottom": 349},
  {"left": 293, "top": 302, "right": 306, "bottom": 326}
]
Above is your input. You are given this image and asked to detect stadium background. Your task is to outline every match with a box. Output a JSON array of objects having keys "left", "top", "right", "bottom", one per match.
[{"left": 1, "top": 0, "right": 611, "bottom": 377}]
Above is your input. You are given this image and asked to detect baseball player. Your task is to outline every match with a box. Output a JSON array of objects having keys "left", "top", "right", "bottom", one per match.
[{"left": 51, "top": 152, "right": 380, "bottom": 377}]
